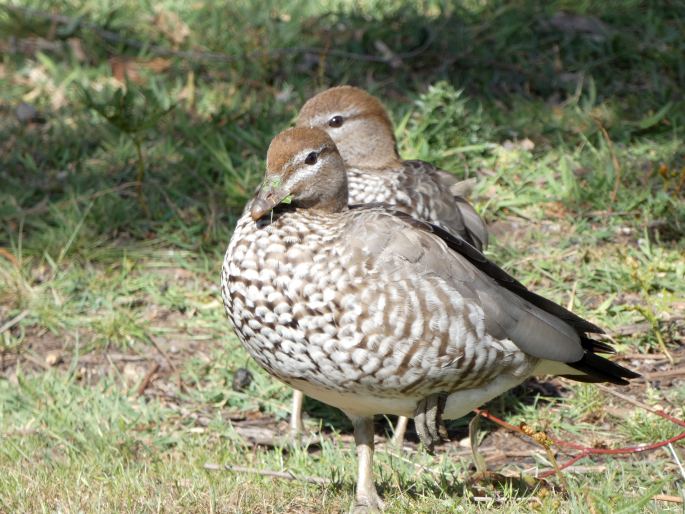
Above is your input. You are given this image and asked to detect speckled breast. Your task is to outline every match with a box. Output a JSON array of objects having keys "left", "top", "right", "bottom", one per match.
[
  {"left": 221, "top": 208, "right": 534, "bottom": 400},
  {"left": 347, "top": 168, "right": 434, "bottom": 231},
  {"left": 221, "top": 210, "right": 350, "bottom": 389}
]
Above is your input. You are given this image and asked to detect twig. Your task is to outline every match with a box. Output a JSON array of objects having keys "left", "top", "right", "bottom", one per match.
[
  {"left": 628, "top": 304, "right": 675, "bottom": 364},
  {"left": 546, "top": 465, "right": 607, "bottom": 474},
  {"left": 148, "top": 335, "right": 187, "bottom": 394},
  {"left": 135, "top": 361, "right": 160, "bottom": 397},
  {"left": 2, "top": 428, "right": 41, "bottom": 437},
  {"left": 618, "top": 351, "right": 668, "bottom": 360},
  {"left": 0, "top": 247, "right": 20, "bottom": 267},
  {"left": 471, "top": 496, "right": 508, "bottom": 503},
  {"left": 78, "top": 353, "right": 150, "bottom": 364},
  {"left": 644, "top": 367, "right": 685, "bottom": 380},
  {"left": 542, "top": 433, "right": 685, "bottom": 479},
  {"left": 149, "top": 336, "right": 176, "bottom": 371},
  {"left": 587, "top": 210, "right": 638, "bottom": 218},
  {"left": 0, "top": 310, "right": 29, "bottom": 334},
  {"left": 203, "top": 463, "right": 330, "bottom": 485},
  {"left": 652, "top": 494, "right": 683, "bottom": 504},
  {"left": 379, "top": 447, "right": 439, "bottom": 479},
  {"left": 595, "top": 384, "right": 685, "bottom": 428}
]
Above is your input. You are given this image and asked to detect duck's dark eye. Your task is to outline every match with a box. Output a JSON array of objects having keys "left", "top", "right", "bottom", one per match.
[
  {"left": 304, "top": 152, "right": 318, "bottom": 165},
  {"left": 328, "top": 115, "right": 344, "bottom": 128}
]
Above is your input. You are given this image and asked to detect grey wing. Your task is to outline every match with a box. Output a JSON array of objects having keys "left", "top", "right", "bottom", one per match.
[
  {"left": 402, "top": 160, "right": 489, "bottom": 251},
  {"left": 344, "top": 209, "right": 583, "bottom": 363},
  {"left": 454, "top": 196, "right": 489, "bottom": 252}
]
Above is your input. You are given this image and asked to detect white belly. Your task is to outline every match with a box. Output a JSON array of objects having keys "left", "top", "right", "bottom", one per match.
[
  {"left": 443, "top": 374, "right": 526, "bottom": 419},
  {"left": 290, "top": 373, "right": 527, "bottom": 420},
  {"left": 289, "top": 378, "right": 418, "bottom": 418}
]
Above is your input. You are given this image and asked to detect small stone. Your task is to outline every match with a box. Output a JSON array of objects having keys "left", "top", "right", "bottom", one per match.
[
  {"left": 75, "top": 366, "right": 86, "bottom": 380},
  {"left": 232, "top": 368, "right": 253, "bottom": 392},
  {"left": 123, "top": 363, "right": 145, "bottom": 385},
  {"left": 45, "top": 350, "right": 63, "bottom": 367},
  {"left": 519, "top": 138, "right": 535, "bottom": 151},
  {"left": 458, "top": 436, "right": 472, "bottom": 448},
  {"left": 15, "top": 102, "right": 44, "bottom": 124}
]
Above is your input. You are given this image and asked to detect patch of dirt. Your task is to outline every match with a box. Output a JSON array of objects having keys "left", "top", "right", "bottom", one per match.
[{"left": 0, "top": 327, "right": 64, "bottom": 374}]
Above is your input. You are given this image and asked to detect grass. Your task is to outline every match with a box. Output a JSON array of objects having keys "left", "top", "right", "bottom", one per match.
[{"left": 1, "top": 0, "right": 684, "bottom": 512}]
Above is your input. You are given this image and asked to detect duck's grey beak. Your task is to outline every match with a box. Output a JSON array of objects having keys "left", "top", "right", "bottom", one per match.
[
  {"left": 250, "top": 197, "right": 274, "bottom": 221},
  {"left": 250, "top": 184, "right": 281, "bottom": 221}
]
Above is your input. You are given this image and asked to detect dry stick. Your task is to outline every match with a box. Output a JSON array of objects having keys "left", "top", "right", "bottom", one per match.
[
  {"left": 149, "top": 336, "right": 176, "bottom": 372},
  {"left": 135, "top": 361, "right": 160, "bottom": 397},
  {"left": 0, "top": 247, "right": 20, "bottom": 267},
  {"left": 0, "top": 310, "right": 29, "bottom": 334},
  {"left": 595, "top": 384, "right": 685, "bottom": 429},
  {"left": 23, "top": 352, "right": 50, "bottom": 370},
  {"left": 645, "top": 367, "right": 685, "bottom": 380},
  {"left": 150, "top": 336, "right": 185, "bottom": 392},
  {"left": 203, "top": 463, "right": 330, "bottom": 485},
  {"left": 620, "top": 351, "right": 669, "bottom": 360},
  {"left": 652, "top": 494, "right": 684, "bottom": 504}
]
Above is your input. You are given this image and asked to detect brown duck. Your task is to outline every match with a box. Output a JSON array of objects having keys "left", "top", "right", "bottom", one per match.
[{"left": 291, "top": 85, "right": 489, "bottom": 442}]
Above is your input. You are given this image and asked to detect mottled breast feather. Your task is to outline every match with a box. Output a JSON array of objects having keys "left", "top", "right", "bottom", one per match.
[
  {"left": 223, "top": 202, "right": 637, "bottom": 410},
  {"left": 222, "top": 206, "right": 536, "bottom": 404},
  {"left": 346, "top": 160, "right": 489, "bottom": 251}
]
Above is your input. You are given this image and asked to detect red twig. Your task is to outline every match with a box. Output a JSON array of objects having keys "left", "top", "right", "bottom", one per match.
[
  {"left": 473, "top": 407, "right": 685, "bottom": 479},
  {"left": 541, "top": 431, "right": 685, "bottom": 478}
]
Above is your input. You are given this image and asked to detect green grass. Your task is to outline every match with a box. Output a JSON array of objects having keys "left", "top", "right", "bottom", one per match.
[{"left": 1, "top": 0, "right": 684, "bottom": 512}]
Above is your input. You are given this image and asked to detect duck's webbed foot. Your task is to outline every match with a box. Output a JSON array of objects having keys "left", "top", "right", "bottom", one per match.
[{"left": 414, "top": 393, "right": 448, "bottom": 453}]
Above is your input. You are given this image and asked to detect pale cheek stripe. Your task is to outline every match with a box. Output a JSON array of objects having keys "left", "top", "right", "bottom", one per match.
[{"left": 285, "top": 162, "right": 323, "bottom": 191}]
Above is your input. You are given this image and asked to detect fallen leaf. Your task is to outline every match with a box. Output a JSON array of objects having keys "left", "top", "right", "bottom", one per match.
[
  {"left": 543, "top": 201, "right": 568, "bottom": 219},
  {"left": 0, "top": 248, "right": 19, "bottom": 267},
  {"left": 67, "top": 38, "right": 87, "bottom": 62},
  {"left": 110, "top": 56, "right": 172, "bottom": 84},
  {"left": 152, "top": 7, "right": 191, "bottom": 48}
]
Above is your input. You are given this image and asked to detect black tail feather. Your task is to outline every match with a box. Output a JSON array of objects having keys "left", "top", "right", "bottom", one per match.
[
  {"left": 566, "top": 352, "right": 641, "bottom": 385},
  {"left": 580, "top": 336, "right": 615, "bottom": 354}
]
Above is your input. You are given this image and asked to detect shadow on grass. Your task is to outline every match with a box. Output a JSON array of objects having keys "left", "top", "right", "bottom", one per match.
[
  {"left": 303, "top": 376, "right": 564, "bottom": 443},
  {"left": 1, "top": 1, "right": 682, "bottom": 251}
]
